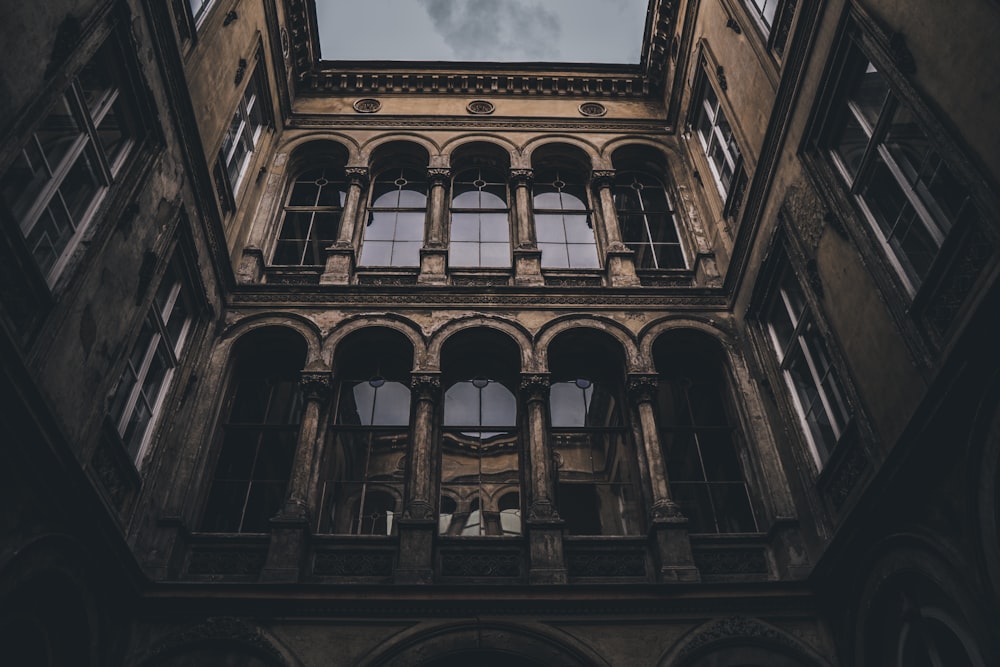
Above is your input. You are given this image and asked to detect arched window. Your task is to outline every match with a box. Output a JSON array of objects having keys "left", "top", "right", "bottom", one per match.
[
  {"left": 549, "top": 331, "right": 644, "bottom": 535},
  {"left": 449, "top": 167, "right": 511, "bottom": 267},
  {"left": 533, "top": 168, "right": 599, "bottom": 269},
  {"left": 201, "top": 329, "right": 305, "bottom": 533},
  {"left": 358, "top": 168, "right": 426, "bottom": 267},
  {"left": 271, "top": 167, "right": 347, "bottom": 266},
  {"left": 319, "top": 329, "right": 411, "bottom": 535},
  {"left": 655, "top": 332, "right": 757, "bottom": 533},
  {"left": 614, "top": 171, "right": 686, "bottom": 269},
  {"left": 440, "top": 377, "right": 520, "bottom": 536}
]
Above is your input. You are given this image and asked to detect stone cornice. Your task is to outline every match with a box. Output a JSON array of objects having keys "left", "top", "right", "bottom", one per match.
[
  {"left": 285, "top": 0, "right": 679, "bottom": 100},
  {"left": 287, "top": 115, "right": 673, "bottom": 134}
]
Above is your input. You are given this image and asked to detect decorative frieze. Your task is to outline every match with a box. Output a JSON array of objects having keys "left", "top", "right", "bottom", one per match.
[
  {"left": 353, "top": 98, "right": 381, "bottom": 113},
  {"left": 693, "top": 547, "right": 769, "bottom": 576},
  {"left": 440, "top": 551, "right": 522, "bottom": 578},
  {"left": 566, "top": 550, "right": 647, "bottom": 578},
  {"left": 313, "top": 550, "right": 394, "bottom": 577}
]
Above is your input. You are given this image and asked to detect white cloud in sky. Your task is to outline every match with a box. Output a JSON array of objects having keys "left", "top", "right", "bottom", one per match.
[{"left": 316, "top": 0, "right": 648, "bottom": 63}]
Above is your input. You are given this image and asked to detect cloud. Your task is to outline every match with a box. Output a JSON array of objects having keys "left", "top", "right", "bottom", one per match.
[{"left": 417, "top": 0, "right": 561, "bottom": 61}]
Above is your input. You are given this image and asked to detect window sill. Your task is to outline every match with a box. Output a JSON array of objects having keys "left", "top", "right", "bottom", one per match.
[{"left": 541, "top": 269, "right": 604, "bottom": 287}]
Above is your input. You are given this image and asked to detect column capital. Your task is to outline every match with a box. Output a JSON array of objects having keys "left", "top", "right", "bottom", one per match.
[
  {"left": 510, "top": 168, "right": 534, "bottom": 185},
  {"left": 519, "top": 373, "right": 550, "bottom": 401},
  {"left": 651, "top": 498, "right": 688, "bottom": 524},
  {"left": 299, "top": 371, "right": 333, "bottom": 401},
  {"left": 426, "top": 167, "right": 451, "bottom": 184},
  {"left": 410, "top": 372, "right": 442, "bottom": 399},
  {"left": 591, "top": 169, "right": 616, "bottom": 189},
  {"left": 627, "top": 373, "right": 659, "bottom": 405},
  {"left": 344, "top": 166, "right": 370, "bottom": 185}
]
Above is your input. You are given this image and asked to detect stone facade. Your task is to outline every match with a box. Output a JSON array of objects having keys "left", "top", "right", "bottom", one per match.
[{"left": 1, "top": 0, "right": 998, "bottom": 665}]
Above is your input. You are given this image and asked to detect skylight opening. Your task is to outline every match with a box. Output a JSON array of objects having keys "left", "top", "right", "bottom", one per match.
[{"left": 316, "top": 0, "right": 649, "bottom": 65}]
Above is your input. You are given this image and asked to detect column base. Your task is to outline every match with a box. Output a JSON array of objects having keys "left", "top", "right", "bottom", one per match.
[
  {"left": 651, "top": 518, "right": 701, "bottom": 583},
  {"left": 418, "top": 247, "right": 449, "bottom": 284},
  {"left": 513, "top": 248, "right": 544, "bottom": 286},
  {"left": 394, "top": 518, "right": 436, "bottom": 584},
  {"left": 237, "top": 246, "right": 265, "bottom": 284},
  {"left": 320, "top": 245, "right": 355, "bottom": 285},
  {"left": 527, "top": 518, "right": 567, "bottom": 584},
  {"left": 606, "top": 248, "right": 641, "bottom": 287},
  {"left": 262, "top": 515, "right": 309, "bottom": 582}
]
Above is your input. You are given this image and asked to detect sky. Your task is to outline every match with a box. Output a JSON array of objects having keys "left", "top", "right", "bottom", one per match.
[{"left": 316, "top": 0, "right": 650, "bottom": 64}]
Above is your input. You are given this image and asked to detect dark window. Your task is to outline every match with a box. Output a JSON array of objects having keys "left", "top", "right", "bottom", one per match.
[
  {"left": 201, "top": 337, "right": 304, "bottom": 533},
  {"left": 358, "top": 168, "right": 426, "bottom": 267},
  {"left": 533, "top": 169, "right": 600, "bottom": 269},
  {"left": 551, "top": 378, "right": 644, "bottom": 535},
  {"left": 657, "top": 343, "right": 757, "bottom": 533},
  {"left": 271, "top": 167, "right": 347, "bottom": 265},
  {"left": 824, "top": 48, "right": 981, "bottom": 293},
  {"left": 440, "top": 378, "right": 521, "bottom": 536},
  {"left": 108, "top": 259, "right": 194, "bottom": 462},
  {"left": 219, "top": 66, "right": 267, "bottom": 196},
  {"left": 694, "top": 78, "right": 746, "bottom": 210},
  {"left": 0, "top": 38, "right": 140, "bottom": 284},
  {"left": 449, "top": 167, "right": 511, "bottom": 268},
  {"left": 614, "top": 171, "right": 686, "bottom": 269},
  {"left": 765, "top": 267, "right": 851, "bottom": 467}
]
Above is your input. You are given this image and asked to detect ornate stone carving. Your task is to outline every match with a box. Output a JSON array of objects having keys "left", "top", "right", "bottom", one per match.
[
  {"left": 280, "top": 27, "right": 290, "bottom": 58},
  {"left": 410, "top": 374, "right": 442, "bottom": 400},
  {"left": 426, "top": 167, "right": 451, "bottom": 183},
  {"left": 344, "top": 166, "right": 370, "bottom": 185},
  {"left": 781, "top": 182, "right": 829, "bottom": 253},
  {"left": 148, "top": 616, "right": 287, "bottom": 665},
  {"left": 578, "top": 102, "right": 607, "bottom": 117},
  {"left": 402, "top": 499, "right": 436, "bottom": 520},
  {"left": 693, "top": 548, "right": 769, "bottom": 576},
  {"left": 299, "top": 372, "right": 332, "bottom": 400},
  {"left": 627, "top": 374, "right": 659, "bottom": 405},
  {"left": 771, "top": 0, "right": 797, "bottom": 57},
  {"left": 715, "top": 65, "right": 727, "bottom": 91},
  {"left": 313, "top": 550, "right": 394, "bottom": 577},
  {"left": 591, "top": 169, "right": 616, "bottom": 189},
  {"left": 566, "top": 550, "right": 646, "bottom": 577},
  {"left": 527, "top": 499, "right": 559, "bottom": 521},
  {"left": 353, "top": 98, "right": 382, "bottom": 113},
  {"left": 234, "top": 58, "right": 247, "bottom": 85},
  {"left": 440, "top": 551, "right": 522, "bottom": 578},
  {"left": 677, "top": 616, "right": 804, "bottom": 660},
  {"left": 466, "top": 100, "right": 495, "bottom": 115},
  {"left": 519, "top": 373, "right": 550, "bottom": 401},
  {"left": 230, "top": 291, "right": 730, "bottom": 308},
  {"left": 509, "top": 168, "right": 534, "bottom": 185},
  {"left": 651, "top": 499, "right": 688, "bottom": 523},
  {"left": 355, "top": 273, "right": 419, "bottom": 286}
]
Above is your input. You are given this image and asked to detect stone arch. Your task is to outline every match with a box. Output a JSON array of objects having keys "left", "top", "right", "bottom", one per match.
[
  {"left": 0, "top": 534, "right": 116, "bottom": 667},
  {"left": 523, "top": 137, "right": 601, "bottom": 170},
  {"left": 323, "top": 313, "right": 426, "bottom": 370},
  {"left": 220, "top": 313, "right": 322, "bottom": 366},
  {"left": 441, "top": 134, "right": 519, "bottom": 166},
  {"left": 277, "top": 135, "right": 358, "bottom": 168},
  {"left": 361, "top": 135, "right": 439, "bottom": 171},
  {"left": 426, "top": 316, "right": 533, "bottom": 372},
  {"left": 660, "top": 616, "right": 831, "bottom": 667},
  {"left": 136, "top": 616, "right": 302, "bottom": 667},
  {"left": 852, "top": 535, "right": 994, "bottom": 666},
  {"left": 535, "top": 315, "right": 640, "bottom": 373},
  {"left": 640, "top": 316, "right": 797, "bottom": 520},
  {"left": 359, "top": 620, "right": 611, "bottom": 667},
  {"left": 601, "top": 136, "right": 679, "bottom": 164}
]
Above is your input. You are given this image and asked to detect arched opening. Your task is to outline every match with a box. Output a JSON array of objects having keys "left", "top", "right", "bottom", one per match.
[
  {"left": 359, "top": 141, "right": 431, "bottom": 267},
  {"left": 531, "top": 144, "right": 599, "bottom": 270},
  {"left": 318, "top": 327, "right": 413, "bottom": 535},
  {"left": 449, "top": 143, "right": 512, "bottom": 269},
  {"left": 439, "top": 328, "right": 522, "bottom": 537},
  {"left": 200, "top": 327, "right": 307, "bottom": 533},
  {"left": 653, "top": 330, "right": 757, "bottom": 533},
  {"left": 548, "top": 328, "right": 643, "bottom": 535}
]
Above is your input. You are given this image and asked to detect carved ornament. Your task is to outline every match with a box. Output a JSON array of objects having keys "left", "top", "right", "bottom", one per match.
[
  {"left": 677, "top": 616, "right": 806, "bottom": 660},
  {"left": 147, "top": 616, "right": 287, "bottom": 665},
  {"left": 344, "top": 166, "right": 370, "bottom": 185},
  {"left": 627, "top": 374, "right": 659, "bottom": 404},
  {"left": 299, "top": 371, "right": 332, "bottom": 400},
  {"left": 519, "top": 373, "right": 550, "bottom": 401},
  {"left": 509, "top": 168, "right": 534, "bottom": 185},
  {"left": 591, "top": 169, "right": 616, "bottom": 189},
  {"left": 466, "top": 100, "right": 495, "bottom": 115},
  {"left": 578, "top": 102, "right": 607, "bottom": 117},
  {"left": 353, "top": 98, "right": 382, "bottom": 113},
  {"left": 410, "top": 373, "right": 442, "bottom": 400},
  {"left": 426, "top": 167, "right": 451, "bottom": 183}
]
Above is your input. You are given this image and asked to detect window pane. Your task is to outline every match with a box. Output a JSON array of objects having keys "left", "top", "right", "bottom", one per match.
[
  {"left": 450, "top": 214, "right": 479, "bottom": 241},
  {"left": 539, "top": 242, "right": 569, "bottom": 268},
  {"left": 479, "top": 212, "right": 510, "bottom": 242},
  {"left": 371, "top": 381, "right": 411, "bottom": 426},
  {"left": 534, "top": 214, "right": 566, "bottom": 243},
  {"left": 59, "top": 148, "right": 102, "bottom": 221},
  {"left": 95, "top": 94, "right": 132, "bottom": 164},
  {"left": 364, "top": 211, "right": 396, "bottom": 241},
  {"left": 567, "top": 242, "right": 600, "bottom": 268},
  {"left": 358, "top": 240, "right": 392, "bottom": 266},
  {"left": 563, "top": 214, "right": 595, "bottom": 244},
  {"left": 450, "top": 242, "right": 479, "bottom": 266},
  {"left": 393, "top": 211, "right": 425, "bottom": 241},
  {"left": 831, "top": 110, "right": 870, "bottom": 182},
  {"left": 480, "top": 242, "right": 510, "bottom": 267},
  {"left": 390, "top": 241, "right": 421, "bottom": 266},
  {"left": 480, "top": 382, "right": 516, "bottom": 427},
  {"left": 2, "top": 142, "right": 50, "bottom": 223},
  {"left": 289, "top": 178, "right": 320, "bottom": 207},
  {"left": 36, "top": 95, "right": 81, "bottom": 171},
  {"left": 848, "top": 60, "right": 890, "bottom": 131}
]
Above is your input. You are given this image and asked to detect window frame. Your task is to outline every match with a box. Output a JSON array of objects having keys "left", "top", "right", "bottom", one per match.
[
  {"left": 613, "top": 171, "right": 689, "bottom": 270},
  {"left": 689, "top": 64, "right": 748, "bottom": 218},
  {"left": 532, "top": 168, "right": 601, "bottom": 270},
  {"left": 1, "top": 37, "right": 142, "bottom": 286},
  {"left": 448, "top": 167, "right": 512, "bottom": 269},
  {"left": 357, "top": 167, "right": 428, "bottom": 268},
  {"left": 270, "top": 166, "right": 348, "bottom": 267}
]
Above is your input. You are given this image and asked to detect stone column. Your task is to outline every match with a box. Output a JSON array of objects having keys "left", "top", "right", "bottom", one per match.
[
  {"left": 521, "top": 373, "right": 566, "bottom": 584},
  {"left": 592, "top": 169, "right": 640, "bottom": 287},
  {"left": 263, "top": 370, "right": 331, "bottom": 582},
  {"left": 321, "top": 167, "right": 369, "bottom": 285},
  {"left": 395, "top": 372, "right": 441, "bottom": 583},
  {"left": 510, "top": 168, "right": 544, "bottom": 286},
  {"left": 627, "top": 374, "right": 700, "bottom": 583},
  {"left": 418, "top": 168, "right": 450, "bottom": 284}
]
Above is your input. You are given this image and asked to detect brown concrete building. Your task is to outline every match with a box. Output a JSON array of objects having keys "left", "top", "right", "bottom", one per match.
[{"left": 1, "top": 0, "right": 998, "bottom": 664}]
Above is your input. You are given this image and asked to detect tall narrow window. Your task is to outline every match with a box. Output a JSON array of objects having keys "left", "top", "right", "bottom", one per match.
[
  {"left": 201, "top": 332, "right": 304, "bottom": 533},
  {"left": 319, "top": 333, "right": 411, "bottom": 535},
  {"left": 765, "top": 267, "right": 851, "bottom": 467},
  {"left": 824, "top": 49, "right": 981, "bottom": 293},
  {"left": 272, "top": 167, "right": 347, "bottom": 265},
  {"left": 694, "top": 79, "right": 746, "bottom": 209},
  {"left": 219, "top": 67, "right": 267, "bottom": 196},
  {"left": 614, "top": 172, "right": 686, "bottom": 269},
  {"left": 0, "top": 38, "right": 140, "bottom": 284},
  {"left": 358, "top": 168, "right": 426, "bottom": 267},
  {"left": 108, "top": 259, "right": 194, "bottom": 462},
  {"left": 187, "top": 0, "right": 215, "bottom": 26},
  {"left": 449, "top": 167, "right": 511, "bottom": 268},
  {"left": 533, "top": 169, "right": 600, "bottom": 269},
  {"left": 656, "top": 335, "right": 757, "bottom": 533},
  {"left": 440, "top": 378, "right": 520, "bottom": 536},
  {"left": 550, "top": 377, "right": 643, "bottom": 535}
]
